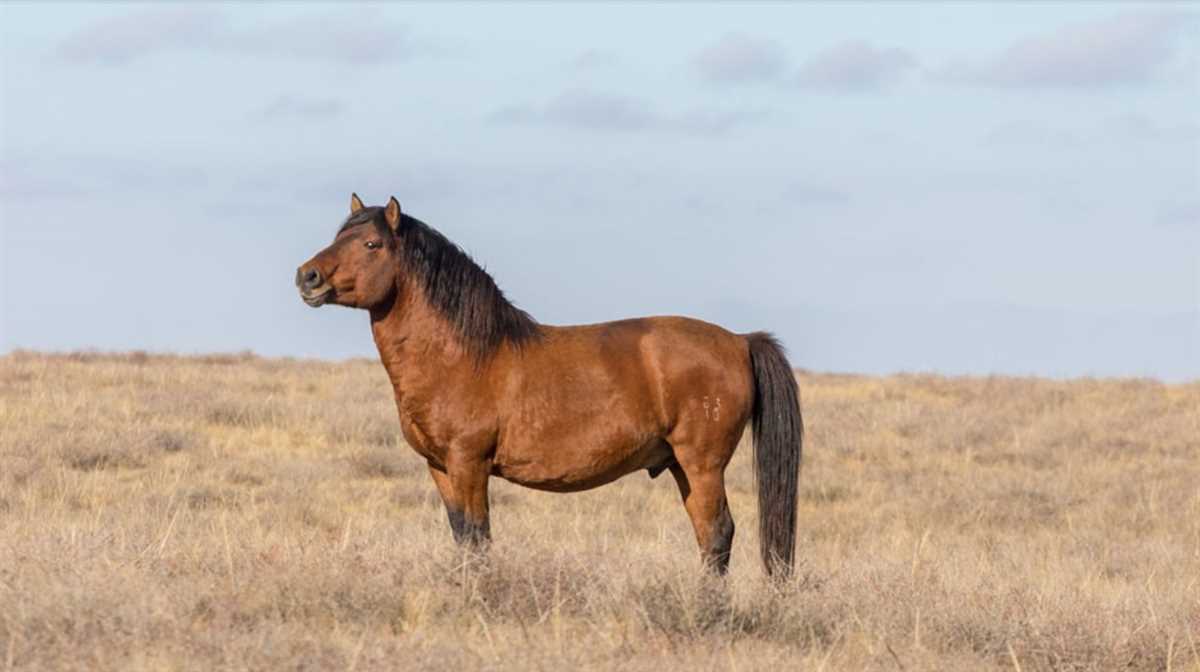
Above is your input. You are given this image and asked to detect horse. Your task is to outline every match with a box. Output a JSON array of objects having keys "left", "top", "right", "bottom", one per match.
[{"left": 296, "top": 194, "right": 803, "bottom": 575}]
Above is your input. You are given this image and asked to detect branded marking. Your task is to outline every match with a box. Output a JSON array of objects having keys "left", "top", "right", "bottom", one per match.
[{"left": 703, "top": 395, "right": 722, "bottom": 421}]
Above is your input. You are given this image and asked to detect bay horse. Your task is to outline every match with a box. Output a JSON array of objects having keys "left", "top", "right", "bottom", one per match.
[{"left": 296, "top": 194, "right": 803, "bottom": 575}]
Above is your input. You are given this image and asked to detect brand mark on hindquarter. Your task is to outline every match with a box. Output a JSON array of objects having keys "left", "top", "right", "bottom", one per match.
[{"left": 702, "top": 395, "right": 722, "bottom": 421}]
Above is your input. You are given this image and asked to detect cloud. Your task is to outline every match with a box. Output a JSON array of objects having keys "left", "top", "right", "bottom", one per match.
[
  {"left": 939, "top": 10, "right": 1196, "bottom": 87},
  {"left": 56, "top": 7, "right": 409, "bottom": 66},
  {"left": 542, "top": 91, "right": 658, "bottom": 132},
  {"left": 982, "top": 115, "right": 1198, "bottom": 150},
  {"left": 491, "top": 90, "right": 762, "bottom": 137},
  {"left": 693, "top": 35, "right": 916, "bottom": 91},
  {"left": 674, "top": 109, "right": 766, "bottom": 136},
  {"left": 56, "top": 8, "right": 223, "bottom": 65},
  {"left": 693, "top": 33, "right": 787, "bottom": 84},
  {"left": 794, "top": 41, "right": 916, "bottom": 91},
  {"left": 259, "top": 95, "right": 343, "bottom": 121},
  {"left": 0, "top": 155, "right": 209, "bottom": 203},
  {"left": 230, "top": 12, "right": 408, "bottom": 65},
  {"left": 0, "top": 161, "right": 86, "bottom": 199},
  {"left": 1156, "top": 202, "right": 1200, "bottom": 231}
]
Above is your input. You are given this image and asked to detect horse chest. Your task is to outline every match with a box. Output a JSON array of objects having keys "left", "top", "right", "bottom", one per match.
[{"left": 397, "top": 413, "right": 444, "bottom": 465}]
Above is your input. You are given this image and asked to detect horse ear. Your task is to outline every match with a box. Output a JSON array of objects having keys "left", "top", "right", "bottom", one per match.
[
  {"left": 385, "top": 196, "right": 402, "bottom": 232},
  {"left": 350, "top": 193, "right": 365, "bottom": 214}
]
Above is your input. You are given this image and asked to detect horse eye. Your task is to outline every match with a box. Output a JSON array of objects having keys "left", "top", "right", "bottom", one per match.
[{"left": 365, "top": 241, "right": 381, "bottom": 250}]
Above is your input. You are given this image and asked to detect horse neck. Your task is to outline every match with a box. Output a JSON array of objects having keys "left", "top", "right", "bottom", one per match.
[{"left": 369, "top": 283, "right": 476, "bottom": 389}]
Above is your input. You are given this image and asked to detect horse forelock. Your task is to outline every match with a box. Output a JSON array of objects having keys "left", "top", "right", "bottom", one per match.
[{"left": 337, "top": 207, "right": 391, "bottom": 238}]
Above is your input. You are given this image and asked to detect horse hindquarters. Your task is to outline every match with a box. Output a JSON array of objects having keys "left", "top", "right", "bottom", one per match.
[
  {"left": 658, "top": 330, "right": 755, "bottom": 574},
  {"left": 664, "top": 330, "right": 802, "bottom": 577}
]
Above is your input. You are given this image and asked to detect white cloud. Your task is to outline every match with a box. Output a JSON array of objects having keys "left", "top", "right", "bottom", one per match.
[
  {"left": 1156, "top": 202, "right": 1200, "bottom": 231},
  {"left": 693, "top": 33, "right": 787, "bottom": 84},
  {"left": 57, "top": 7, "right": 410, "bottom": 66},
  {"left": 939, "top": 11, "right": 1196, "bottom": 87},
  {"left": 491, "top": 90, "right": 762, "bottom": 137},
  {"left": 794, "top": 41, "right": 916, "bottom": 91},
  {"left": 542, "top": 91, "right": 658, "bottom": 132},
  {"left": 259, "top": 96, "right": 343, "bottom": 121},
  {"left": 56, "top": 8, "right": 224, "bottom": 65}
]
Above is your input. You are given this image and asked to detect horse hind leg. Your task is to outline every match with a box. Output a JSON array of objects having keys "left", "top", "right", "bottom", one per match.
[{"left": 668, "top": 462, "right": 735, "bottom": 574}]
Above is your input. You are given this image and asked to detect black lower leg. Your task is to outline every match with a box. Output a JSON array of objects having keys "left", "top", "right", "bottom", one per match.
[
  {"left": 446, "top": 507, "right": 491, "bottom": 547},
  {"left": 707, "top": 506, "right": 735, "bottom": 575}
]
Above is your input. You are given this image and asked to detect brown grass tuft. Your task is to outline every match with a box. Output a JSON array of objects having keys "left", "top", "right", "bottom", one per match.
[{"left": 347, "top": 447, "right": 419, "bottom": 479}]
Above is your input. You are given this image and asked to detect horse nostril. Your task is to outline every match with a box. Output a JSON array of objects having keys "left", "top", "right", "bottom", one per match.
[{"left": 303, "top": 269, "right": 321, "bottom": 289}]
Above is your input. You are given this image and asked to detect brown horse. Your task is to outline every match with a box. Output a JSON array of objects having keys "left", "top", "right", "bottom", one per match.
[{"left": 296, "top": 194, "right": 803, "bottom": 575}]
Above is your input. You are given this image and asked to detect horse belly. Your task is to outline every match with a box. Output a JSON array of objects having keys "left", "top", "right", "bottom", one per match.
[
  {"left": 493, "top": 430, "right": 671, "bottom": 492},
  {"left": 494, "top": 324, "right": 676, "bottom": 491}
]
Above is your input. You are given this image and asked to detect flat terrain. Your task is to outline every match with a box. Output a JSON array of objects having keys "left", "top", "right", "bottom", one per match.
[{"left": 1, "top": 352, "right": 1197, "bottom": 671}]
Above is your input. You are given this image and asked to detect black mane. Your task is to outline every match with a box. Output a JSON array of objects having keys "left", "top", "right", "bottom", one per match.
[{"left": 339, "top": 208, "right": 541, "bottom": 361}]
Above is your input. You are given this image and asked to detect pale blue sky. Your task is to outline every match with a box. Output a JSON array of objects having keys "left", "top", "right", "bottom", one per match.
[{"left": 2, "top": 2, "right": 1197, "bottom": 379}]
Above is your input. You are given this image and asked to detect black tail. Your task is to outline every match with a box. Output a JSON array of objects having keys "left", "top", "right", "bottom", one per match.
[{"left": 745, "top": 332, "right": 803, "bottom": 576}]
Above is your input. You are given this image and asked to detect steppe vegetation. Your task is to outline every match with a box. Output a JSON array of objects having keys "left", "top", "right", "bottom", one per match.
[{"left": 1, "top": 351, "right": 1197, "bottom": 670}]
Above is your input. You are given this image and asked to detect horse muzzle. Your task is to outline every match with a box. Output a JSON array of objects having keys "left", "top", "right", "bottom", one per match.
[
  {"left": 296, "top": 266, "right": 334, "bottom": 307},
  {"left": 301, "top": 288, "right": 334, "bottom": 307}
]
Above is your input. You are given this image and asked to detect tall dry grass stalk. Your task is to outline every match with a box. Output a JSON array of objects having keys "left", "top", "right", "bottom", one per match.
[{"left": 1, "top": 351, "right": 1197, "bottom": 670}]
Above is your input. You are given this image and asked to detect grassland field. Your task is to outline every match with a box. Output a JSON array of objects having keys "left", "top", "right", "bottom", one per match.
[{"left": 1, "top": 351, "right": 1197, "bottom": 671}]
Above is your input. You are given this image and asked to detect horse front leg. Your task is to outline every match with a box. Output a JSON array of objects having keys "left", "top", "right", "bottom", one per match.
[{"left": 428, "top": 456, "right": 492, "bottom": 548}]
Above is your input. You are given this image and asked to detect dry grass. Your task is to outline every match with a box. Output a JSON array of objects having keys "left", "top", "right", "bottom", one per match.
[{"left": 1, "top": 351, "right": 1198, "bottom": 671}]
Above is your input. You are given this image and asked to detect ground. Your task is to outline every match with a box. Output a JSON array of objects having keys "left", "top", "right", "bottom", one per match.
[{"left": 1, "top": 351, "right": 1197, "bottom": 671}]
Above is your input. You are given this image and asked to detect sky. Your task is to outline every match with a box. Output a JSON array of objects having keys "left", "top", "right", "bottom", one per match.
[{"left": 1, "top": 2, "right": 1198, "bottom": 380}]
